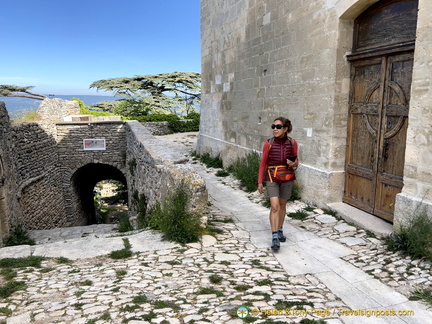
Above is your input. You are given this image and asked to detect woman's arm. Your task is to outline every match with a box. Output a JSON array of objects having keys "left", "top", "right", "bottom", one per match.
[{"left": 258, "top": 140, "right": 269, "bottom": 184}]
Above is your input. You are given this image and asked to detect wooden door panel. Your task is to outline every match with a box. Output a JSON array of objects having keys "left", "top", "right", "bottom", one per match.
[
  {"left": 344, "top": 171, "right": 374, "bottom": 213},
  {"left": 374, "top": 175, "right": 403, "bottom": 220},
  {"left": 343, "top": 59, "right": 383, "bottom": 211},
  {"left": 349, "top": 113, "right": 376, "bottom": 170},
  {"left": 374, "top": 53, "right": 413, "bottom": 219},
  {"left": 344, "top": 53, "right": 413, "bottom": 222}
]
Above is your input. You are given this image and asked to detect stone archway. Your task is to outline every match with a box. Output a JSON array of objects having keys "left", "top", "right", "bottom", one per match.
[{"left": 70, "top": 163, "right": 128, "bottom": 225}]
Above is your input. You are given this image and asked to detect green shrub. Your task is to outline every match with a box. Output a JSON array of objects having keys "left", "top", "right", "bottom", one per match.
[
  {"left": 290, "top": 182, "right": 301, "bottom": 201},
  {"left": 227, "top": 152, "right": 261, "bottom": 192},
  {"left": 123, "top": 114, "right": 180, "bottom": 123},
  {"left": 149, "top": 186, "right": 202, "bottom": 244},
  {"left": 80, "top": 107, "right": 117, "bottom": 117},
  {"left": 72, "top": 97, "right": 118, "bottom": 117},
  {"left": 185, "top": 112, "right": 199, "bottom": 120},
  {"left": 215, "top": 170, "right": 230, "bottom": 177},
  {"left": 193, "top": 152, "right": 223, "bottom": 169},
  {"left": 71, "top": 98, "right": 86, "bottom": 111},
  {"left": 287, "top": 209, "right": 309, "bottom": 220},
  {"left": 409, "top": 286, "right": 432, "bottom": 306},
  {"left": 5, "top": 225, "right": 35, "bottom": 246},
  {"left": 385, "top": 211, "right": 432, "bottom": 261},
  {"left": 113, "top": 99, "right": 151, "bottom": 117},
  {"left": 117, "top": 214, "right": 133, "bottom": 233},
  {"left": 168, "top": 118, "right": 199, "bottom": 132}
]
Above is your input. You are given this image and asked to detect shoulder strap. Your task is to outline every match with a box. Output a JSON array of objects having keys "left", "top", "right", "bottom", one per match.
[{"left": 268, "top": 137, "right": 275, "bottom": 150}]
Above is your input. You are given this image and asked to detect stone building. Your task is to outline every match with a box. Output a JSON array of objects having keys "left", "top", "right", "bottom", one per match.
[{"left": 197, "top": 0, "right": 431, "bottom": 227}]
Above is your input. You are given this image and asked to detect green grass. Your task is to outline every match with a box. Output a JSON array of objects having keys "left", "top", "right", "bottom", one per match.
[
  {"left": 0, "top": 256, "right": 46, "bottom": 269},
  {"left": 209, "top": 274, "right": 223, "bottom": 284},
  {"left": 274, "top": 300, "right": 314, "bottom": 310},
  {"left": 55, "top": 257, "right": 72, "bottom": 264},
  {"left": 0, "top": 281, "right": 27, "bottom": 298},
  {"left": 215, "top": 170, "right": 230, "bottom": 177},
  {"left": 234, "top": 284, "right": 252, "bottom": 292},
  {"left": 109, "top": 238, "right": 133, "bottom": 259},
  {"left": 385, "top": 210, "right": 432, "bottom": 261},
  {"left": 153, "top": 300, "right": 180, "bottom": 310},
  {"left": 0, "top": 307, "right": 12, "bottom": 316},
  {"left": 287, "top": 209, "right": 309, "bottom": 220},
  {"left": 0, "top": 269, "right": 17, "bottom": 281},
  {"left": 196, "top": 287, "right": 224, "bottom": 297},
  {"left": 132, "top": 294, "right": 148, "bottom": 304},
  {"left": 409, "top": 286, "right": 432, "bottom": 307},
  {"left": 192, "top": 152, "right": 224, "bottom": 168}
]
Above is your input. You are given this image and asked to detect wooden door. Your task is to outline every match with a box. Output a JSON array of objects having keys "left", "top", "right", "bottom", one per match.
[{"left": 343, "top": 53, "right": 413, "bottom": 222}]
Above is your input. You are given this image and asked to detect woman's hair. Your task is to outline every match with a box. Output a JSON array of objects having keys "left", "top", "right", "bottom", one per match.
[{"left": 274, "top": 117, "right": 292, "bottom": 134}]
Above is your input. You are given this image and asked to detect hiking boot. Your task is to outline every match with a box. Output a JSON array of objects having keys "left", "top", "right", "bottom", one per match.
[
  {"left": 278, "top": 231, "right": 286, "bottom": 242},
  {"left": 271, "top": 237, "right": 280, "bottom": 251}
]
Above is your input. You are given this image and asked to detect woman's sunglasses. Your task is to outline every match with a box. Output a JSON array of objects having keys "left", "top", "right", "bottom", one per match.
[{"left": 271, "top": 124, "right": 284, "bottom": 129}]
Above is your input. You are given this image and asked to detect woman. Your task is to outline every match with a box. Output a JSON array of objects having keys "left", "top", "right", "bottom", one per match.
[{"left": 258, "top": 117, "right": 299, "bottom": 251}]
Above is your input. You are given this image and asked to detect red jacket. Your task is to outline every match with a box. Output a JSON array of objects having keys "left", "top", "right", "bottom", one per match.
[{"left": 258, "top": 136, "right": 298, "bottom": 184}]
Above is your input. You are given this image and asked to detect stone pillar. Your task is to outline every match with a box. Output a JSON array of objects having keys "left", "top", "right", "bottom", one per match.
[
  {"left": 394, "top": 0, "right": 432, "bottom": 226},
  {"left": 36, "top": 98, "right": 80, "bottom": 136}
]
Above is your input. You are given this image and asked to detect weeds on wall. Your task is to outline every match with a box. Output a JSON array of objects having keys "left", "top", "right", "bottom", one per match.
[
  {"left": 117, "top": 214, "right": 133, "bottom": 233},
  {"left": 226, "top": 152, "right": 261, "bottom": 192},
  {"left": 191, "top": 152, "right": 223, "bottom": 169},
  {"left": 5, "top": 224, "right": 35, "bottom": 247},
  {"left": 385, "top": 210, "right": 432, "bottom": 261},
  {"left": 136, "top": 193, "right": 149, "bottom": 229},
  {"left": 149, "top": 186, "right": 202, "bottom": 244}
]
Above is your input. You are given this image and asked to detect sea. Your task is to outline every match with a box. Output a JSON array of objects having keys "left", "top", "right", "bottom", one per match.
[{"left": 0, "top": 95, "right": 120, "bottom": 119}]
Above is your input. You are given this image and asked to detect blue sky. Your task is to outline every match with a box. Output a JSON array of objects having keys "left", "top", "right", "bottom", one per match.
[{"left": 0, "top": 0, "right": 200, "bottom": 95}]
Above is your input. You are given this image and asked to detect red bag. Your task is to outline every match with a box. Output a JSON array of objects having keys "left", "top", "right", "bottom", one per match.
[{"left": 267, "top": 165, "right": 295, "bottom": 183}]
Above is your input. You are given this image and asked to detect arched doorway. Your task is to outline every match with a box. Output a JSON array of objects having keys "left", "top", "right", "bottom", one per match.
[
  {"left": 71, "top": 163, "right": 128, "bottom": 225},
  {"left": 343, "top": 0, "right": 418, "bottom": 222}
]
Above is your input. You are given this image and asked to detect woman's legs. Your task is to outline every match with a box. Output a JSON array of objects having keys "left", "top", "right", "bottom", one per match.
[
  {"left": 278, "top": 198, "right": 287, "bottom": 228},
  {"left": 269, "top": 196, "right": 281, "bottom": 232}
]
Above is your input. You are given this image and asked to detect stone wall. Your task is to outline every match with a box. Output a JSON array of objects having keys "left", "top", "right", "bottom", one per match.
[
  {"left": 394, "top": 1, "right": 432, "bottom": 225},
  {"left": 0, "top": 99, "right": 208, "bottom": 241},
  {"left": 36, "top": 98, "right": 81, "bottom": 136},
  {"left": 126, "top": 121, "right": 208, "bottom": 222},
  {"left": 0, "top": 102, "right": 16, "bottom": 241},
  {"left": 199, "top": 0, "right": 432, "bottom": 226},
  {"left": 0, "top": 102, "right": 65, "bottom": 233},
  {"left": 56, "top": 121, "right": 128, "bottom": 225},
  {"left": 198, "top": 0, "right": 350, "bottom": 206}
]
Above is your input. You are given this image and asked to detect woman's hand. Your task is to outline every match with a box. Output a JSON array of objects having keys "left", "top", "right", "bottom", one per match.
[
  {"left": 258, "top": 183, "right": 264, "bottom": 194},
  {"left": 287, "top": 159, "right": 298, "bottom": 169}
]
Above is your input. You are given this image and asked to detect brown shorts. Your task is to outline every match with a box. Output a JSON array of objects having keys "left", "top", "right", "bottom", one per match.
[{"left": 266, "top": 181, "right": 294, "bottom": 200}]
